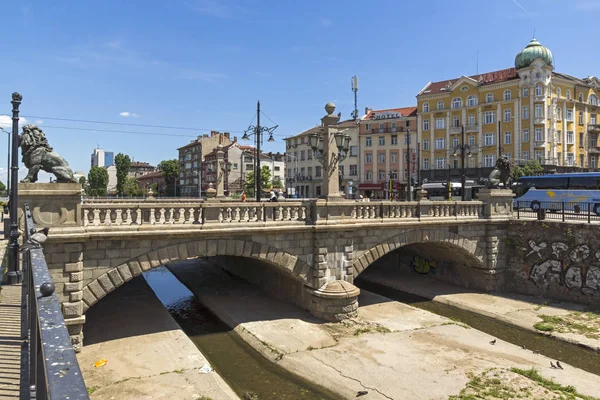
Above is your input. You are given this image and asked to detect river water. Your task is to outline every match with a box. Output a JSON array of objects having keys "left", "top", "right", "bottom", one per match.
[{"left": 143, "top": 266, "right": 339, "bottom": 400}]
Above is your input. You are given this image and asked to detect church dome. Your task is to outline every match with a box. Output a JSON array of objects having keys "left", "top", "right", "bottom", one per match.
[{"left": 515, "top": 38, "right": 553, "bottom": 69}]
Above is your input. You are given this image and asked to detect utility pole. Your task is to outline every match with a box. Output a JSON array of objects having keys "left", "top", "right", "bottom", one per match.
[
  {"left": 497, "top": 119, "right": 502, "bottom": 159},
  {"left": 417, "top": 141, "right": 421, "bottom": 190},
  {"left": 256, "top": 101, "right": 261, "bottom": 202},
  {"left": 461, "top": 126, "right": 467, "bottom": 201},
  {"left": 406, "top": 129, "right": 412, "bottom": 201},
  {"left": 6, "top": 93, "right": 22, "bottom": 284}
]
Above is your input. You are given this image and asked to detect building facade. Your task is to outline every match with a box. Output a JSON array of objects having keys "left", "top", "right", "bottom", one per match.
[
  {"left": 177, "top": 131, "right": 234, "bottom": 196},
  {"left": 128, "top": 161, "right": 155, "bottom": 178},
  {"left": 358, "top": 107, "right": 418, "bottom": 199},
  {"left": 137, "top": 171, "right": 167, "bottom": 195},
  {"left": 416, "top": 38, "right": 600, "bottom": 179},
  {"left": 90, "top": 148, "right": 114, "bottom": 168},
  {"left": 285, "top": 119, "right": 359, "bottom": 198}
]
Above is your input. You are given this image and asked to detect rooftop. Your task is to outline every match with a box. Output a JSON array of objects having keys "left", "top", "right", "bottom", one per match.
[
  {"left": 419, "top": 68, "right": 519, "bottom": 96},
  {"left": 363, "top": 107, "right": 417, "bottom": 120}
]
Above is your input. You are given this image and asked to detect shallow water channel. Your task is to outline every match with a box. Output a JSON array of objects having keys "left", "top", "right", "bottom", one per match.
[
  {"left": 143, "top": 266, "right": 339, "bottom": 400},
  {"left": 355, "top": 277, "right": 600, "bottom": 376}
]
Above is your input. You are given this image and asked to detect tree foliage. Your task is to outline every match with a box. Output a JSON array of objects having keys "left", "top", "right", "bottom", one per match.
[
  {"left": 115, "top": 153, "right": 132, "bottom": 196},
  {"left": 158, "top": 159, "right": 179, "bottom": 196},
  {"left": 87, "top": 166, "right": 109, "bottom": 196},
  {"left": 123, "top": 176, "right": 143, "bottom": 196},
  {"left": 78, "top": 176, "right": 87, "bottom": 194},
  {"left": 0, "top": 181, "right": 5, "bottom": 193},
  {"left": 511, "top": 160, "right": 545, "bottom": 180},
  {"left": 245, "top": 166, "right": 271, "bottom": 194},
  {"left": 272, "top": 176, "right": 283, "bottom": 189}
]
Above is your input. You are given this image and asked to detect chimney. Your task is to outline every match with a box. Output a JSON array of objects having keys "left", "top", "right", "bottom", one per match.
[
  {"left": 365, "top": 107, "right": 372, "bottom": 115},
  {"left": 224, "top": 132, "right": 230, "bottom": 139},
  {"left": 233, "top": 136, "right": 237, "bottom": 142},
  {"left": 211, "top": 131, "right": 217, "bottom": 137}
]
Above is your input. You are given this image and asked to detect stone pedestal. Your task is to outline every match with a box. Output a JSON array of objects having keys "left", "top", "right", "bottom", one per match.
[
  {"left": 416, "top": 187, "right": 428, "bottom": 201},
  {"left": 310, "top": 280, "right": 360, "bottom": 322},
  {"left": 205, "top": 183, "right": 218, "bottom": 202},
  {"left": 18, "top": 183, "right": 82, "bottom": 228},
  {"left": 476, "top": 188, "right": 515, "bottom": 219}
]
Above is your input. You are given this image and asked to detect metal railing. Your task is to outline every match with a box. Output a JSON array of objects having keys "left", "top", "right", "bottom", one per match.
[
  {"left": 21, "top": 203, "right": 89, "bottom": 399},
  {"left": 515, "top": 200, "right": 600, "bottom": 223}
]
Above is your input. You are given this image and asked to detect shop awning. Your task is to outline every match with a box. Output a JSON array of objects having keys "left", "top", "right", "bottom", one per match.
[{"left": 358, "top": 183, "right": 384, "bottom": 189}]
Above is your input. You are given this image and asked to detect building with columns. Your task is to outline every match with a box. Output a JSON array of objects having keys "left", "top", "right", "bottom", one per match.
[
  {"left": 358, "top": 107, "right": 418, "bottom": 199},
  {"left": 416, "top": 38, "right": 600, "bottom": 176}
]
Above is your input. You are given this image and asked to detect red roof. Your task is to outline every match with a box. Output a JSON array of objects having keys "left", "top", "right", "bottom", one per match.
[
  {"left": 364, "top": 107, "right": 417, "bottom": 121},
  {"left": 421, "top": 68, "right": 518, "bottom": 95}
]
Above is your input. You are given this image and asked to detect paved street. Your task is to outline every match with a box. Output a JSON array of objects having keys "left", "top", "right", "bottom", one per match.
[{"left": 0, "top": 283, "right": 23, "bottom": 400}]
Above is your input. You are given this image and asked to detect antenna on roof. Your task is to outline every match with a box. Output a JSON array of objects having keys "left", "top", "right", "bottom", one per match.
[
  {"left": 476, "top": 50, "right": 479, "bottom": 75},
  {"left": 351, "top": 76, "right": 359, "bottom": 120},
  {"left": 533, "top": 28, "right": 536, "bottom": 39}
]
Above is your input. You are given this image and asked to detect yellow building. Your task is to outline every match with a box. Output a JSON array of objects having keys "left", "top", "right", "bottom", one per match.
[{"left": 416, "top": 38, "right": 600, "bottom": 173}]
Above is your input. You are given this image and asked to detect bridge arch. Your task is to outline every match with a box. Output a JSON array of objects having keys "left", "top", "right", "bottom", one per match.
[
  {"left": 353, "top": 229, "right": 486, "bottom": 278},
  {"left": 81, "top": 238, "right": 312, "bottom": 312}
]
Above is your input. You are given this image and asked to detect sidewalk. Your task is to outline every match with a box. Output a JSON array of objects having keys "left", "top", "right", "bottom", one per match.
[{"left": 0, "top": 283, "right": 23, "bottom": 400}]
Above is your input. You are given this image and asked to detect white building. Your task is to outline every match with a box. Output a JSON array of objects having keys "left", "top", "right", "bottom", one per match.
[{"left": 91, "top": 148, "right": 114, "bottom": 168}]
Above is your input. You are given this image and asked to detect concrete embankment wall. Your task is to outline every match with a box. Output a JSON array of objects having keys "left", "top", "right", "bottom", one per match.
[{"left": 505, "top": 220, "right": 600, "bottom": 305}]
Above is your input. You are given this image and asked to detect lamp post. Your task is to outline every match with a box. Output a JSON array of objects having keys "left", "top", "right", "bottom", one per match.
[
  {"left": 6, "top": 93, "right": 22, "bottom": 284},
  {"left": 308, "top": 103, "right": 351, "bottom": 200},
  {"left": 452, "top": 125, "right": 473, "bottom": 201},
  {"left": 242, "top": 101, "right": 277, "bottom": 202},
  {"left": 406, "top": 129, "right": 412, "bottom": 201},
  {"left": 497, "top": 118, "right": 502, "bottom": 159}
]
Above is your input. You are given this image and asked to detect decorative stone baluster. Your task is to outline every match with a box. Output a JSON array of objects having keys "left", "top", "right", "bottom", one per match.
[
  {"left": 158, "top": 208, "right": 166, "bottom": 224},
  {"left": 123, "top": 208, "right": 132, "bottom": 225},
  {"left": 290, "top": 206, "right": 297, "bottom": 221},
  {"left": 241, "top": 207, "right": 249, "bottom": 222},
  {"left": 83, "top": 209, "right": 90, "bottom": 226},
  {"left": 258, "top": 206, "right": 265, "bottom": 221},
  {"left": 300, "top": 206, "right": 307, "bottom": 221}
]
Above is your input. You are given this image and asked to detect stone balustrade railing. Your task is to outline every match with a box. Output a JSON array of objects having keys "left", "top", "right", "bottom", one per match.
[{"left": 79, "top": 199, "right": 484, "bottom": 228}]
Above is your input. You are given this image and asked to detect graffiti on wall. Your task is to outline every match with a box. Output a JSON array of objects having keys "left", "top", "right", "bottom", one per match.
[
  {"left": 524, "top": 240, "right": 600, "bottom": 296},
  {"left": 412, "top": 256, "right": 437, "bottom": 275}
]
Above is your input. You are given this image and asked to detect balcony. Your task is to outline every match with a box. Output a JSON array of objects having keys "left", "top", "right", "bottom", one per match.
[
  {"left": 465, "top": 124, "right": 478, "bottom": 133},
  {"left": 534, "top": 117, "right": 545, "bottom": 124},
  {"left": 370, "top": 126, "right": 411, "bottom": 134},
  {"left": 588, "top": 124, "right": 600, "bottom": 132},
  {"left": 589, "top": 146, "right": 600, "bottom": 154},
  {"left": 535, "top": 95, "right": 546, "bottom": 102},
  {"left": 450, "top": 126, "right": 462, "bottom": 134},
  {"left": 534, "top": 141, "right": 545, "bottom": 148}
]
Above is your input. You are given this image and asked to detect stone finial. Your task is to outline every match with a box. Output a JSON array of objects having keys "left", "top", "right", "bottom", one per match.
[
  {"left": 325, "top": 102, "right": 336, "bottom": 116},
  {"left": 12, "top": 92, "right": 22, "bottom": 102},
  {"left": 206, "top": 182, "right": 217, "bottom": 199}
]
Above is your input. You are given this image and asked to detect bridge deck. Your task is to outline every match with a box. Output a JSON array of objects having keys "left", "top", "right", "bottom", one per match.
[{"left": 0, "top": 283, "right": 23, "bottom": 400}]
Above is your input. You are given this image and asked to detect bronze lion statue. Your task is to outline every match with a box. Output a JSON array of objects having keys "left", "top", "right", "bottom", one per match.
[
  {"left": 487, "top": 155, "right": 512, "bottom": 188},
  {"left": 19, "top": 124, "right": 78, "bottom": 183}
]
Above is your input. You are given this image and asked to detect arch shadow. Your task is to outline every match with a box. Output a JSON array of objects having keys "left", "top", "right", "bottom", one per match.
[{"left": 81, "top": 238, "right": 312, "bottom": 313}]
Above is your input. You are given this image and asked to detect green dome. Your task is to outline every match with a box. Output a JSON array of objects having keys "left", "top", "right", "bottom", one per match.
[{"left": 515, "top": 38, "right": 553, "bottom": 69}]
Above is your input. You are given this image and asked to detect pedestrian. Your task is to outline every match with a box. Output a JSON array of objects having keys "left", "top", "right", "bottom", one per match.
[
  {"left": 241, "top": 192, "right": 247, "bottom": 202},
  {"left": 270, "top": 190, "right": 277, "bottom": 202}
]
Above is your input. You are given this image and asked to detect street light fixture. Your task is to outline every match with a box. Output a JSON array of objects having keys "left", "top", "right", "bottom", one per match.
[{"left": 452, "top": 125, "right": 473, "bottom": 201}]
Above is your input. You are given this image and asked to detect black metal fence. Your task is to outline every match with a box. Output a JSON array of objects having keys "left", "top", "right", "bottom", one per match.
[
  {"left": 515, "top": 200, "right": 600, "bottom": 223},
  {"left": 21, "top": 203, "right": 89, "bottom": 399}
]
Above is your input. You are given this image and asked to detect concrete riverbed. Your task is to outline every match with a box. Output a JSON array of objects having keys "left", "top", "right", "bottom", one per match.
[
  {"left": 76, "top": 276, "right": 239, "bottom": 400},
  {"left": 169, "top": 259, "right": 600, "bottom": 400}
]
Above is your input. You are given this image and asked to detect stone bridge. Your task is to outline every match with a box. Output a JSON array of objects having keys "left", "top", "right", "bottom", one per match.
[{"left": 19, "top": 183, "right": 515, "bottom": 350}]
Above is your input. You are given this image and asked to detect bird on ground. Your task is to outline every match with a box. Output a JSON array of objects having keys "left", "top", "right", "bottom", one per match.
[
  {"left": 356, "top": 391, "right": 368, "bottom": 397},
  {"left": 550, "top": 362, "right": 557, "bottom": 369},
  {"left": 489, "top": 339, "right": 496, "bottom": 345},
  {"left": 19, "top": 227, "right": 49, "bottom": 252},
  {"left": 556, "top": 361, "right": 564, "bottom": 370}
]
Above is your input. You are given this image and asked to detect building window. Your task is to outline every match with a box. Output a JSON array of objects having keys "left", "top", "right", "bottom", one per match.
[
  {"left": 579, "top": 132, "right": 584, "bottom": 147},
  {"left": 350, "top": 146, "right": 358, "bottom": 156},
  {"left": 453, "top": 116, "right": 460, "bottom": 127},
  {"left": 391, "top": 122, "right": 397, "bottom": 131},
  {"left": 591, "top": 114, "right": 597, "bottom": 125},
  {"left": 378, "top": 136, "right": 385, "bottom": 145},
  {"left": 300, "top": 150, "right": 305, "bottom": 160},
  {"left": 467, "top": 95, "right": 477, "bottom": 106},
  {"left": 452, "top": 137, "right": 459, "bottom": 148},
  {"left": 484, "top": 111, "right": 495, "bottom": 124},
  {"left": 567, "top": 153, "right": 575, "bottom": 166},
  {"left": 579, "top": 93, "right": 584, "bottom": 102},
  {"left": 484, "top": 133, "right": 495, "bottom": 146},
  {"left": 504, "top": 131, "right": 512, "bottom": 144},
  {"left": 365, "top": 171, "right": 372, "bottom": 180},
  {"left": 523, "top": 129, "right": 529, "bottom": 142},
  {"left": 523, "top": 87, "right": 529, "bottom": 97},
  {"left": 486, "top": 93, "right": 494, "bottom": 103},
  {"left": 378, "top": 170, "right": 385, "bottom": 180},
  {"left": 523, "top": 106, "right": 529, "bottom": 119},
  {"left": 590, "top": 94, "right": 599, "bottom": 106},
  {"left": 484, "top": 154, "right": 495, "bottom": 167},
  {"left": 535, "top": 128, "right": 543, "bottom": 142},
  {"left": 391, "top": 135, "right": 398, "bottom": 145},
  {"left": 365, "top": 137, "right": 372, "bottom": 146},
  {"left": 567, "top": 109, "right": 573, "bottom": 121},
  {"left": 535, "top": 151, "right": 543, "bottom": 163},
  {"left": 523, "top": 151, "right": 529, "bottom": 161},
  {"left": 316, "top": 186, "right": 321, "bottom": 196},
  {"left": 316, "top": 166, "right": 322, "bottom": 177},
  {"left": 307, "top": 166, "right": 312, "bottom": 176},
  {"left": 405, "top": 120, "right": 411, "bottom": 128},
  {"left": 391, "top": 152, "right": 398, "bottom": 163},
  {"left": 423, "top": 158, "right": 429, "bottom": 170},
  {"left": 436, "top": 157, "right": 445, "bottom": 169},
  {"left": 435, "top": 138, "right": 446, "bottom": 149},
  {"left": 365, "top": 153, "right": 372, "bottom": 164},
  {"left": 423, "top": 119, "right": 429, "bottom": 131},
  {"left": 504, "top": 90, "right": 511, "bottom": 101},
  {"left": 535, "top": 104, "right": 543, "bottom": 118},
  {"left": 535, "top": 84, "right": 543, "bottom": 96},
  {"left": 423, "top": 102, "right": 429, "bottom": 112},
  {"left": 452, "top": 158, "right": 459, "bottom": 169},
  {"left": 365, "top": 123, "right": 371, "bottom": 131},
  {"left": 567, "top": 131, "right": 574, "bottom": 145},
  {"left": 557, "top": 130, "right": 562, "bottom": 143},
  {"left": 504, "top": 108, "right": 512, "bottom": 122},
  {"left": 468, "top": 114, "right": 475, "bottom": 125},
  {"left": 307, "top": 149, "right": 313, "bottom": 159},
  {"left": 423, "top": 139, "right": 429, "bottom": 150},
  {"left": 390, "top": 170, "right": 398, "bottom": 180},
  {"left": 349, "top": 165, "right": 357, "bottom": 176},
  {"left": 566, "top": 90, "right": 571, "bottom": 100},
  {"left": 300, "top": 167, "right": 305, "bottom": 176},
  {"left": 437, "top": 101, "right": 444, "bottom": 110},
  {"left": 504, "top": 153, "right": 512, "bottom": 160},
  {"left": 378, "top": 123, "right": 384, "bottom": 132},
  {"left": 556, "top": 107, "right": 562, "bottom": 120},
  {"left": 378, "top": 153, "right": 385, "bottom": 163},
  {"left": 435, "top": 118, "right": 445, "bottom": 129},
  {"left": 592, "top": 156, "right": 598, "bottom": 168},
  {"left": 452, "top": 97, "right": 462, "bottom": 109},
  {"left": 469, "top": 135, "right": 475, "bottom": 146}
]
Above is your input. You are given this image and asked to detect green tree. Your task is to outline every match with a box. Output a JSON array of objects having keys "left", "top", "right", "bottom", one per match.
[
  {"left": 511, "top": 160, "right": 545, "bottom": 180},
  {"left": 245, "top": 166, "right": 272, "bottom": 194},
  {"left": 87, "top": 166, "right": 109, "bottom": 196},
  {"left": 272, "top": 176, "right": 283, "bottom": 189},
  {"left": 148, "top": 183, "right": 158, "bottom": 195},
  {"left": 123, "top": 176, "right": 143, "bottom": 196},
  {"left": 158, "top": 159, "right": 179, "bottom": 196},
  {"left": 0, "top": 181, "right": 5, "bottom": 195},
  {"left": 115, "top": 153, "right": 132, "bottom": 196},
  {"left": 78, "top": 176, "right": 87, "bottom": 194}
]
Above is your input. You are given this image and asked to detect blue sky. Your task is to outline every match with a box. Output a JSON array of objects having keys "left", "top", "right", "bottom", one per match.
[{"left": 1, "top": 0, "right": 600, "bottom": 183}]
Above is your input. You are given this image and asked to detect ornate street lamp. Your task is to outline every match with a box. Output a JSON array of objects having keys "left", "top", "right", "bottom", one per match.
[
  {"left": 309, "top": 129, "right": 351, "bottom": 170},
  {"left": 452, "top": 125, "right": 474, "bottom": 201}
]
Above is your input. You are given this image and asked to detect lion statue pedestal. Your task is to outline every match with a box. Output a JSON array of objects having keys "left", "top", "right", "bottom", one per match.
[
  {"left": 476, "top": 188, "right": 516, "bottom": 219},
  {"left": 18, "top": 183, "right": 82, "bottom": 229}
]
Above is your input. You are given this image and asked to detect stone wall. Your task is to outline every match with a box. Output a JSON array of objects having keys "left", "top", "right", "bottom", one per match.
[{"left": 505, "top": 220, "right": 600, "bottom": 305}]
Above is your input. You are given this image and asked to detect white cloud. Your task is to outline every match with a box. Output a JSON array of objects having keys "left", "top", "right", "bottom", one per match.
[
  {"left": 511, "top": 0, "right": 528, "bottom": 13},
  {"left": 320, "top": 17, "right": 332, "bottom": 27},
  {"left": 119, "top": 112, "right": 140, "bottom": 118},
  {"left": 0, "top": 115, "right": 28, "bottom": 128}
]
